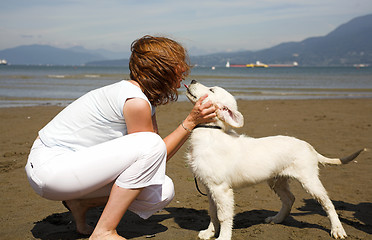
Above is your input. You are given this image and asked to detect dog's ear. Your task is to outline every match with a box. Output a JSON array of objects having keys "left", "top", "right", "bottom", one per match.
[{"left": 216, "top": 104, "right": 244, "bottom": 128}]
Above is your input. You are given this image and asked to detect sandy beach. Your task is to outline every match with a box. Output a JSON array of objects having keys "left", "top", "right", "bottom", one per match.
[{"left": 0, "top": 99, "right": 371, "bottom": 239}]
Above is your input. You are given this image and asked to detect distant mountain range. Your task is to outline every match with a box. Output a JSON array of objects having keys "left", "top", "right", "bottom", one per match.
[
  {"left": 1, "top": 14, "right": 371, "bottom": 66},
  {"left": 191, "top": 13, "right": 372, "bottom": 67},
  {"left": 0, "top": 45, "right": 129, "bottom": 66}
]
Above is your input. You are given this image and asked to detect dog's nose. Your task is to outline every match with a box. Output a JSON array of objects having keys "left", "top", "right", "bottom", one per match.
[{"left": 191, "top": 79, "right": 197, "bottom": 84}]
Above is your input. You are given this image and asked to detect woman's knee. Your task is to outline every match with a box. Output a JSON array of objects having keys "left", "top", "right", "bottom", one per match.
[
  {"left": 128, "top": 176, "right": 175, "bottom": 219},
  {"left": 163, "top": 175, "right": 175, "bottom": 203},
  {"left": 135, "top": 132, "right": 167, "bottom": 159}
]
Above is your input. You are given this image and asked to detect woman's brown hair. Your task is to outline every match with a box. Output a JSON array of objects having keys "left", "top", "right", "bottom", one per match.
[{"left": 129, "top": 35, "right": 191, "bottom": 106}]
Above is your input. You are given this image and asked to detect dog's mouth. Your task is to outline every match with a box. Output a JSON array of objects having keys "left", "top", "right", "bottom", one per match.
[{"left": 184, "top": 83, "right": 198, "bottom": 101}]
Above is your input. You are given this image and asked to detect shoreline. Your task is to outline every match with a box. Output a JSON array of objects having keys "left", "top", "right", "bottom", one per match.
[
  {"left": 1, "top": 96, "right": 372, "bottom": 109},
  {"left": 1, "top": 98, "right": 371, "bottom": 239}
]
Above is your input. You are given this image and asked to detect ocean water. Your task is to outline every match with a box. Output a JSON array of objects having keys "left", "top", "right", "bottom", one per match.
[{"left": 0, "top": 65, "right": 372, "bottom": 108}]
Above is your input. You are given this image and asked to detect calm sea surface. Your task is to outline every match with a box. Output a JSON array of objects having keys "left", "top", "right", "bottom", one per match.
[{"left": 0, "top": 65, "right": 372, "bottom": 108}]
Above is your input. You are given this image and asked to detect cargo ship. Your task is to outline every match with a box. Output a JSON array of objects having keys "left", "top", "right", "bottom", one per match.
[
  {"left": 226, "top": 61, "right": 298, "bottom": 68},
  {"left": 268, "top": 62, "right": 298, "bottom": 67},
  {"left": 226, "top": 61, "right": 268, "bottom": 68}
]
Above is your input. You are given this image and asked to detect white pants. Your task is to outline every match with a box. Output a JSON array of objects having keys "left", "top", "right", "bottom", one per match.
[{"left": 25, "top": 132, "right": 174, "bottom": 219}]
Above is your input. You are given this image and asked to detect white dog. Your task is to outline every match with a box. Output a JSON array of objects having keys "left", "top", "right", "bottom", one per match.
[{"left": 185, "top": 80, "right": 365, "bottom": 240}]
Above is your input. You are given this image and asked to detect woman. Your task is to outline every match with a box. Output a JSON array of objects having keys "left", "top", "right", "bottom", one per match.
[{"left": 25, "top": 35, "right": 216, "bottom": 240}]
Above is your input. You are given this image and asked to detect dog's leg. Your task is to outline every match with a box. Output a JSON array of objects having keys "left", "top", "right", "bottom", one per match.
[
  {"left": 299, "top": 176, "right": 347, "bottom": 239},
  {"left": 265, "top": 177, "right": 295, "bottom": 223},
  {"left": 208, "top": 184, "right": 234, "bottom": 240},
  {"left": 199, "top": 191, "right": 219, "bottom": 240}
]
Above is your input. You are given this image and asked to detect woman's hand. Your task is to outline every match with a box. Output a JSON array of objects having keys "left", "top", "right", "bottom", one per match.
[
  {"left": 183, "top": 94, "right": 216, "bottom": 130},
  {"left": 163, "top": 94, "right": 216, "bottom": 160}
]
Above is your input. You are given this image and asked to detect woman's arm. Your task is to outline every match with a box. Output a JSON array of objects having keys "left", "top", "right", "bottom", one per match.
[
  {"left": 123, "top": 98, "right": 154, "bottom": 134},
  {"left": 124, "top": 95, "right": 216, "bottom": 161},
  {"left": 163, "top": 95, "right": 216, "bottom": 160}
]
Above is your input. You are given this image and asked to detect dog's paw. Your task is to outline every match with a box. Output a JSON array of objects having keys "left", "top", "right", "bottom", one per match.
[
  {"left": 198, "top": 229, "right": 215, "bottom": 240},
  {"left": 331, "top": 226, "right": 347, "bottom": 239}
]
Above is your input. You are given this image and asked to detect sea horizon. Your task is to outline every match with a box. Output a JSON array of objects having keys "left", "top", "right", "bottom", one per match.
[{"left": 1, "top": 65, "right": 372, "bottom": 108}]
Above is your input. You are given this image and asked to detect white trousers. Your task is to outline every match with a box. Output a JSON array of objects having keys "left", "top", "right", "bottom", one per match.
[{"left": 25, "top": 132, "right": 174, "bottom": 219}]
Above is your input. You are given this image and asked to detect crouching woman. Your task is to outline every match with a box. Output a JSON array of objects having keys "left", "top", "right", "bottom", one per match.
[{"left": 25, "top": 35, "right": 216, "bottom": 240}]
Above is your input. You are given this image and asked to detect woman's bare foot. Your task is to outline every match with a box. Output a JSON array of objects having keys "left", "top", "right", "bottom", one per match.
[
  {"left": 63, "top": 200, "right": 93, "bottom": 235},
  {"left": 88, "top": 186, "right": 142, "bottom": 240},
  {"left": 62, "top": 197, "right": 107, "bottom": 235},
  {"left": 89, "top": 229, "right": 126, "bottom": 240}
]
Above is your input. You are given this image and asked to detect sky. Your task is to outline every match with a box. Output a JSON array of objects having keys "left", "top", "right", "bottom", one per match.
[{"left": 1, "top": 0, "right": 372, "bottom": 56}]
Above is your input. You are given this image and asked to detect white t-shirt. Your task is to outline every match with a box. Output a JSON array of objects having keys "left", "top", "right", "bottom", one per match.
[{"left": 39, "top": 80, "right": 155, "bottom": 151}]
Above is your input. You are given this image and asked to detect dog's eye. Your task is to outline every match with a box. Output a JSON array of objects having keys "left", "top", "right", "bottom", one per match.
[{"left": 209, "top": 88, "right": 215, "bottom": 93}]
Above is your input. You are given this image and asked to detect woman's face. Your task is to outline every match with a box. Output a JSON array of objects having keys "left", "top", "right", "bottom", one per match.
[{"left": 175, "top": 66, "right": 186, "bottom": 89}]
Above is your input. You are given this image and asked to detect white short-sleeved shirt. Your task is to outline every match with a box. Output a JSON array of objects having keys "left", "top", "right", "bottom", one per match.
[{"left": 39, "top": 80, "right": 155, "bottom": 151}]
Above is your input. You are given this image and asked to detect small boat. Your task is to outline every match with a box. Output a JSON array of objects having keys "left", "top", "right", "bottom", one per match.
[
  {"left": 0, "top": 59, "right": 7, "bottom": 65},
  {"left": 353, "top": 64, "right": 369, "bottom": 68}
]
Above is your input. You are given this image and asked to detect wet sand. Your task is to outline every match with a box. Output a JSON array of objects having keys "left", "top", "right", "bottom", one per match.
[{"left": 0, "top": 99, "right": 371, "bottom": 239}]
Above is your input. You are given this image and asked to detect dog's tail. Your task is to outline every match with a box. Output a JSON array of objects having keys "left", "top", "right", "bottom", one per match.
[{"left": 317, "top": 148, "right": 367, "bottom": 165}]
